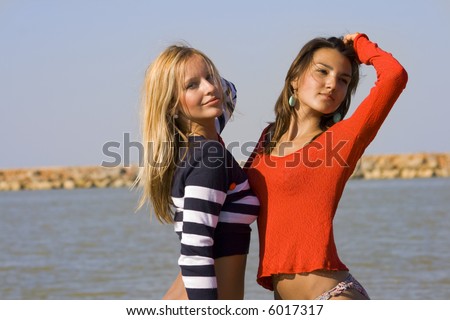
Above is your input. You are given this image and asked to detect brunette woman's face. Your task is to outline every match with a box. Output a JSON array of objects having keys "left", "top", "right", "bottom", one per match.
[
  {"left": 292, "top": 48, "right": 352, "bottom": 116},
  {"left": 179, "top": 55, "right": 222, "bottom": 124}
]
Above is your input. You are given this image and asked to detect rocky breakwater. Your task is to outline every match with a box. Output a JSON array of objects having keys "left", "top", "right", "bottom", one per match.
[
  {"left": 0, "top": 153, "right": 449, "bottom": 191},
  {"left": 351, "top": 153, "right": 450, "bottom": 179},
  {"left": 0, "top": 166, "right": 139, "bottom": 191}
]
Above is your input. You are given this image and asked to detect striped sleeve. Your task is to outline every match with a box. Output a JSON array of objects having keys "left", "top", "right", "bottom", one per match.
[
  {"left": 215, "top": 78, "right": 237, "bottom": 134},
  {"left": 177, "top": 142, "right": 228, "bottom": 299}
]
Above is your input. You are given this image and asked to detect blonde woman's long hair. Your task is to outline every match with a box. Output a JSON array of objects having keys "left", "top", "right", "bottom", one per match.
[{"left": 135, "top": 45, "right": 223, "bottom": 223}]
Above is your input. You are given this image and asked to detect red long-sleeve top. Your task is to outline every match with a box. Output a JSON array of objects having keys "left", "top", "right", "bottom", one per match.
[{"left": 246, "top": 34, "right": 408, "bottom": 291}]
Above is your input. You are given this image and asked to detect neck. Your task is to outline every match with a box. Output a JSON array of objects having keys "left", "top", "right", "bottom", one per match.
[
  {"left": 285, "top": 110, "right": 322, "bottom": 141},
  {"left": 188, "top": 120, "right": 218, "bottom": 141}
]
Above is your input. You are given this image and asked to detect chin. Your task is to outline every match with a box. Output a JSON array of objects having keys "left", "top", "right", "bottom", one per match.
[
  {"left": 201, "top": 111, "right": 223, "bottom": 122},
  {"left": 211, "top": 109, "right": 223, "bottom": 118}
]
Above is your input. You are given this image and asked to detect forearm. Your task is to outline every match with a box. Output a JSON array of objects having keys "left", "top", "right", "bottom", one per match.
[{"left": 346, "top": 34, "right": 408, "bottom": 145}]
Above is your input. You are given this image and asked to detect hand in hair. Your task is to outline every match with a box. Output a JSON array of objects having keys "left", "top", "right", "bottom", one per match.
[
  {"left": 343, "top": 33, "right": 360, "bottom": 45},
  {"left": 343, "top": 33, "right": 362, "bottom": 65}
]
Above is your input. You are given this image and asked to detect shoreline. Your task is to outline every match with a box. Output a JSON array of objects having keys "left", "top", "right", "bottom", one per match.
[{"left": 0, "top": 152, "right": 449, "bottom": 192}]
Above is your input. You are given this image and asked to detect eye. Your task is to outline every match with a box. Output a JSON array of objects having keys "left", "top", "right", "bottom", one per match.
[
  {"left": 185, "top": 82, "right": 198, "bottom": 90},
  {"left": 206, "top": 74, "right": 215, "bottom": 83},
  {"left": 315, "top": 68, "right": 328, "bottom": 76},
  {"left": 340, "top": 77, "right": 349, "bottom": 85}
]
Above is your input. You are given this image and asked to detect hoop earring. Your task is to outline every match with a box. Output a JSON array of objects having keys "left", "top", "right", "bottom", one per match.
[
  {"left": 333, "top": 113, "right": 342, "bottom": 123},
  {"left": 288, "top": 95, "right": 296, "bottom": 107}
]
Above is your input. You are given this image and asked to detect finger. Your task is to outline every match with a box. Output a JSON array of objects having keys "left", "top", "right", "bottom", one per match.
[{"left": 344, "top": 32, "right": 360, "bottom": 44}]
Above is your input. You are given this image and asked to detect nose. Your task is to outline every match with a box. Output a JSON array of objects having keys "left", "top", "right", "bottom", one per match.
[
  {"left": 326, "top": 75, "right": 337, "bottom": 91},
  {"left": 202, "top": 78, "right": 216, "bottom": 95}
]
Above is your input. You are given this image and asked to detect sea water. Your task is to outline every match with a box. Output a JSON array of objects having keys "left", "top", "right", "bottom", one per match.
[{"left": 0, "top": 178, "right": 449, "bottom": 299}]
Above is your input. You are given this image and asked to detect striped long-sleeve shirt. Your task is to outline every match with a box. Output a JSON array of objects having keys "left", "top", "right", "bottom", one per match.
[
  {"left": 214, "top": 77, "right": 236, "bottom": 133},
  {"left": 171, "top": 78, "right": 259, "bottom": 299},
  {"left": 171, "top": 136, "right": 260, "bottom": 299}
]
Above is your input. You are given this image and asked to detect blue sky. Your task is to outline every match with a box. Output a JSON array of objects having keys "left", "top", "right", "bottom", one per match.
[{"left": 1, "top": 0, "right": 449, "bottom": 168}]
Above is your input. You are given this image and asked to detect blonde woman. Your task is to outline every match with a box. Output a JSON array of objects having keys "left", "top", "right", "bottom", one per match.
[{"left": 136, "top": 45, "right": 259, "bottom": 300}]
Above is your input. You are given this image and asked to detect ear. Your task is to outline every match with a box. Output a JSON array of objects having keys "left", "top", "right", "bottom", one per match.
[
  {"left": 176, "top": 107, "right": 190, "bottom": 123},
  {"left": 171, "top": 104, "right": 180, "bottom": 117},
  {"left": 290, "top": 78, "right": 299, "bottom": 92}
]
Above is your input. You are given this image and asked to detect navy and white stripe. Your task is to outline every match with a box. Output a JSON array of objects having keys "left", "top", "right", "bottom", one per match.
[
  {"left": 171, "top": 137, "right": 259, "bottom": 300},
  {"left": 215, "top": 78, "right": 237, "bottom": 134}
]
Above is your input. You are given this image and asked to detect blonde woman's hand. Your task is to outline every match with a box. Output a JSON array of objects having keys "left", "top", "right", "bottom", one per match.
[{"left": 343, "top": 33, "right": 360, "bottom": 44}]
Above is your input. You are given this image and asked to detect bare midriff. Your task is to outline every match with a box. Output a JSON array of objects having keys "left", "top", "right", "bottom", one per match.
[{"left": 273, "top": 270, "right": 350, "bottom": 300}]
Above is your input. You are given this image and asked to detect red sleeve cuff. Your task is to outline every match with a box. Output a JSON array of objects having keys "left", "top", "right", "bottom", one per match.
[
  {"left": 353, "top": 33, "right": 372, "bottom": 64},
  {"left": 353, "top": 33, "right": 369, "bottom": 44}
]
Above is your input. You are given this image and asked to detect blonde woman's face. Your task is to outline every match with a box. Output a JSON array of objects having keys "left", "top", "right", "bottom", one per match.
[{"left": 179, "top": 55, "right": 222, "bottom": 124}]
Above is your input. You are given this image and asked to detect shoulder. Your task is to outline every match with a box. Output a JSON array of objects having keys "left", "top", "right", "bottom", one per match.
[
  {"left": 256, "top": 123, "right": 274, "bottom": 151},
  {"left": 179, "top": 137, "right": 229, "bottom": 180},
  {"left": 190, "top": 138, "right": 226, "bottom": 167},
  {"left": 186, "top": 138, "right": 229, "bottom": 192},
  {"left": 243, "top": 124, "right": 273, "bottom": 170}
]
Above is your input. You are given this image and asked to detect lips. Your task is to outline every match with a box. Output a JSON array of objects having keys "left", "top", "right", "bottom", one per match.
[
  {"left": 203, "top": 97, "right": 220, "bottom": 106},
  {"left": 320, "top": 93, "right": 335, "bottom": 101}
]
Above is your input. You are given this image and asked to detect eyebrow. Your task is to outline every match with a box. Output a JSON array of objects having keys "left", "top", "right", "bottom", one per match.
[
  {"left": 184, "top": 76, "right": 199, "bottom": 84},
  {"left": 316, "top": 62, "right": 352, "bottom": 78}
]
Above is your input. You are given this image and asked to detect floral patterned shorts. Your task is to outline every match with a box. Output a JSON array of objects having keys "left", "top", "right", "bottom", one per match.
[{"left": 315, "top": 273, "right": 370, "bottom": 300}]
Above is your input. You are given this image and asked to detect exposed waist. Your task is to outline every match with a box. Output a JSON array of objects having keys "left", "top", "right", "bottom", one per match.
[{"left": 273, "top": 270, "right": 350, "bottom": 300}]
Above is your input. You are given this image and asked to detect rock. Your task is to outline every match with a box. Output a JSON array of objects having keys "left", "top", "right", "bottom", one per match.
[
  {"left": 417, "top": 168, "right": 434, "bottom": 178},
  {"left": 381, "top": 169, "right": 400, "bottom": 179},
  {"left": 63, "top": 179, "right": 75, "bottom": 190},
  {"left": 400, "top": 168, "right": 417, "bottom": 179},
  {"left": 406, "top": 154, "right": 425, "bottom": 168},
  {"left": 93, "top": 179, "right": 110, "bottom": 188},
  {"left": 111, "top": 179, "right": 125, "bottom": 188},
  {"left": 0, "top": 181, "right": 10, "bottom": 191},
  {"left": 9, "top": 181, "right": 22, "bottom": 191},
  {"left": 364, "top": 168, "right": 382, "bottom": 180},
  {"left": 435, "top": 168, "right": 449, "bottom": 178}
]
